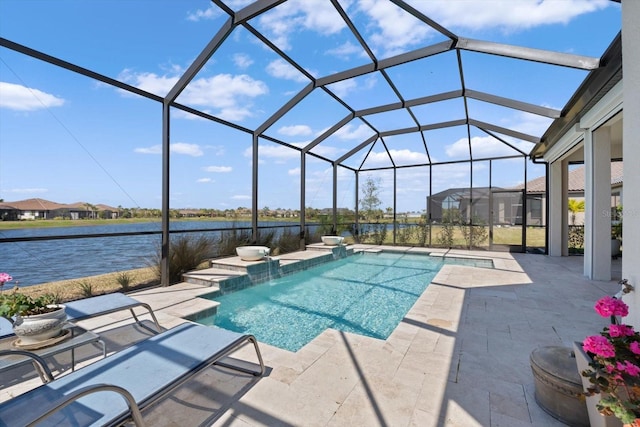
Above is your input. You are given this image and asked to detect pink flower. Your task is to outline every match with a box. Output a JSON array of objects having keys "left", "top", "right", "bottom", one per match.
[
  {"left": 609, "top": 324, "right": 636, "bottom": 337},
  {"left": 594, "top": 296, "right": 629, "bottom": 318},
  {"left": 630, "top": 341, "right": 640, "bottom": 355},
  {"left": 616, "top": 361, "right": 640, "bottom": 377},
  {"left": 0, "top": 272, "right": 12, "bottom": 284},
  {"left": 584, "top": 335, "right": 616, "bottom": 358}
]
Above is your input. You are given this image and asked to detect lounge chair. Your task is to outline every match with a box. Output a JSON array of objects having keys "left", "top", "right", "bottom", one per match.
[
  {"left": 1, "top": 293, "right": 162, "bottom": 339},
  {"left": 0, "top": 317, "right": 12, "bottom": 339},
  {"left": 64, "top": 292, "right": 162, "bottom": 333},
  {"left": 0, "top": 322, "right": 265, "bottom": 426}
]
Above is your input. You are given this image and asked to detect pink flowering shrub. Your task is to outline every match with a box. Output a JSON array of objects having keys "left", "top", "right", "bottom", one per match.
[
  {"left": 0, "top": 272, "right": 12, "bottom": 286},
  {"left": 582, "top": 292, "right": 640, "bottom": 424}
]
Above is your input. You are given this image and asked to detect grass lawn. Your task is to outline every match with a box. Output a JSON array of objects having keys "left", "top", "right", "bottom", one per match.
[{"left": 367, "top": 224, "right": 546, "bottom": 249}]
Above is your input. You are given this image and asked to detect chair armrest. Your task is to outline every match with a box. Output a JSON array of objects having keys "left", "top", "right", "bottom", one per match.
[
  {"left": 0, "top": 349, "right": 55, "bottom": 383},
  {"left": 30, "top": 383, "right": 146, "bottom": 427}
]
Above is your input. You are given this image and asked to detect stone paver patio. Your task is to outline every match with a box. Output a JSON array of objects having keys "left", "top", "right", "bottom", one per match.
[{"left": 0, "top": 246, "right": 622, "bottom": 426}]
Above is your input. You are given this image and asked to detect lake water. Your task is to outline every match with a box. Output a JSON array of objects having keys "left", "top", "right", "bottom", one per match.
[{"left": 0, "top": 221, "right": 302, "bottom": 288}]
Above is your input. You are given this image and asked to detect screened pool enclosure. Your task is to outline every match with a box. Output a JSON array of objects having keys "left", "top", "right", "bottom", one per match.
[{"left": 0, "top": 1, "right": 622, "bottom": 285}]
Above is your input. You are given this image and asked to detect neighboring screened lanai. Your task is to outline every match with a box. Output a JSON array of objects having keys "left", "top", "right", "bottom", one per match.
[{"left": 0, "top": 1, "right": 622, "bottom": 284}]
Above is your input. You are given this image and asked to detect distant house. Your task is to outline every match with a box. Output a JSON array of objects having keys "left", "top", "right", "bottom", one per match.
[
  {"left": 1, "top": 198, "right": 68, "bottom": 220},
  {"left": 427, "top": 187, "right": 527, "bottom": 226},
  {"left": 0, "top": 198, "right": 119, "bottom": 221},
  {"left": 178, "top": 209, "right": 200, "bottom": 218},
  {"left": 426, "top": 162, "right": 622, "bottom": 228},
  {"left": 0, "top": 202, "right": 19, "bottom": 221},
  {"left": 95, "top": 204, "right": 119, "bottom": 219},
  {"left": 512, "top": 161, "right": 623, "bottom": 226}
]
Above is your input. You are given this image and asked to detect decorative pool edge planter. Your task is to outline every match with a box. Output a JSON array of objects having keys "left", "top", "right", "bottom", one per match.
[
  {"left": 573, "top": 341, "right": 623, "bottom": 427},
  {"left": 235, "top": 246, "right": 270, "bottom": 261},
  {"left": 12, "top": 305, "right": 67, "bottom": 346},
  {"left": 321, "top": 235, "right": 344, "bottom": 246}
]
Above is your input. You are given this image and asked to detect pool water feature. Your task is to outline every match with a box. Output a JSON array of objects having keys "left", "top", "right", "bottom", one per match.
[{"left": 197, "top": 252, "right": 492, "bottom": 352}]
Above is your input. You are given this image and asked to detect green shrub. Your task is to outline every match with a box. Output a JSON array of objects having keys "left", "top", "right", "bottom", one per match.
[
  {"left": 415, "top": 217, "right": 429, "bottom": 247},
  {"left": 569, "top": 225, "right": 584, "bottom": 251},
  {"left": 436, "top": 210, "right": 460, "bottom": 247},
  {"left": 215, "top": 228, "right": 252, "bottom": 257},
  {"left": 151, "top": 234, "right": 218, "bottom": 285},
  {"left": 116, "top": 272, "right": 132, "bottom": 291},
  {"left": 272, "top": 227, "right": 300, "bottom": 255},
  {"left": 77, "top": 280, "right": 93, "bottom": 297},
  {"left": 459, "top": 217, "right": 489, "bottom": 248}
]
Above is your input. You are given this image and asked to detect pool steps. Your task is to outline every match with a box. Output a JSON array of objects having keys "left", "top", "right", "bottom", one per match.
[
  {"left": 182, "top": 243, "right": 354, "bottom": 296},
  {"left": 180, "top": 243, "right": 354, "bottom": 322}
]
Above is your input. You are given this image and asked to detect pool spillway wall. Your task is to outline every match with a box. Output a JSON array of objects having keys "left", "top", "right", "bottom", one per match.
[{"left": 209, "top": 245, "right": 354, "bottom": 296}]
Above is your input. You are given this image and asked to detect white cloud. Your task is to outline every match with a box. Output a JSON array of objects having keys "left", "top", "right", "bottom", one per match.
[
  {"left": 5, "top": 187, "right": 48, "bottom": 194},
  {"left": 445, "top": 135, "right": 530, "bottom": 158},
  {"left": 186, "top": 74, "right": 268, "bottom": 107},
  {"left": 257, "top": 0, "right": 346, "bottom": 50},
  {"left": 118, "top": 69, "right": 176, "bottom": 95},
  {"left": 389, "top": 149, "right": 430, "bottom": 164},
  {"left": 232, "top": 194, "right": 251, "bottom": 200},
  {"left": 266, "top": 59, "right": 308, "bottom": 83},
  {"left": 278, "top": 125, "right": 312, "bottom": 136},
  {"left": 334, "top": 123, "right": 374, "bottom": 140},
  {"left": 327, "top": 79, "right": 357, "bottom": 97},
  {"left": 511, "top": 111, "right": 554, "bottom": 137},
  {"left": 357, "top": 0, "right": 433, "bottom": 57},
  {"left": 353, "top": 0, "right": 611, "bottom": 57},
  {"left": 118, "top": 71, "right": 268, "bottom": 122},
  {"left": 0, "top": 82, "right": 65, "bottom": 111},
  {"left": 186, "top": 5, "right": 221, "bottom": 21},
  {"left": 134, "top": 143, "right": 204, "bottom": 156},
  {"left": 364, "top": 148, "right": 429, "bottom": 165},
  {"left": 316, "top": 146, "right": 346, "bottom": 158},
  {"left": 326, "top": 41, "right": 365, "bottom": 60},
  {"left": 171, "top": 143, "right": 204, "bottom": 157},
  {"left": 204, "top": 166, "right": 233, "bottom": 173},
  {"left": 196, "top": 178, "right": 212, "bottom": 183},
  {"left": 406, "top": 0, "right": 611, "bottom": 32},
  {"left": 233, "top": 53, "right": 254, "bottom": 69},
  {"left": 288, "top": 167, "right": 301, "bottom": 176}
]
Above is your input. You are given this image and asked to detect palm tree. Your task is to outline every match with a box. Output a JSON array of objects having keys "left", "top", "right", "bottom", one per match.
[{"left": 568, "top": 199, "right": 585, "bottom": 225}]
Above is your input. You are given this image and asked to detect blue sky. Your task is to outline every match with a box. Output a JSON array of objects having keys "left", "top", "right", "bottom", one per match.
[{"left": 0, "top": 0, "right": 621, "bottom": 213}]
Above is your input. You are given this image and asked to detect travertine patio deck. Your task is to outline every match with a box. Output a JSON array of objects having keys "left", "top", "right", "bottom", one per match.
[{"left": 0, "top": 247, "right": 622, "bottom": 426}]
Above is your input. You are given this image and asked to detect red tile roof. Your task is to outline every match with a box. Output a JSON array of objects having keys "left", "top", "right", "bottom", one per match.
[
  {"left": 515, "top": 161, "right": 623, "bottom": 193},
  {"left": 2, "top": 198, "right": 68, "bottom": 210}
]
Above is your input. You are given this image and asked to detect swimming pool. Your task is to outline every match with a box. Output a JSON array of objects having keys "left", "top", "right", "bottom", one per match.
[{"left": 197, "top": 251, "right": 492, "bottom": 352}]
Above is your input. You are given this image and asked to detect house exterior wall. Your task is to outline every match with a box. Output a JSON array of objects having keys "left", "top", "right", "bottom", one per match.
[{"left": 622, "top": 0, "right": 640, "bottom": 327}]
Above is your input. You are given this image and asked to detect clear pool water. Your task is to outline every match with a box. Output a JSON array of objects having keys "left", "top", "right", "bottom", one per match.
[{"left": 198, "top": 252, "right": 492, "bottom": 352}]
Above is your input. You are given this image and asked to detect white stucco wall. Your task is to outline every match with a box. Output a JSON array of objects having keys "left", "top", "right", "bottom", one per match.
[{"left": 621, "top": 0, "right": 640, "bottom": 327}]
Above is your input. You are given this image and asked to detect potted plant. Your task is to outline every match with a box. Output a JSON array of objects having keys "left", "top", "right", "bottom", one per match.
[
  {"left": 577, "top": 287, "right": 640, "bottom": 427},
  {"left": 0, "top": 273, "right": 67, "bottom": 346},
  {"left": 612, "top": 207, "right": 623, "bottom": 257}
]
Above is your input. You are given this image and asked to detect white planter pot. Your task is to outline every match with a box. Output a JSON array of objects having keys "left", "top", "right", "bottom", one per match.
[
  {"left": 573, "top": 342, "right": 623, "bottom": 427},
  {"left": 235, "top": 246, "right": 270, "bottom": 261},
  {"left": 321, "top": 235, "right": 344, "bottom": 246},
  {"left": 612, "top": 239, "right": 622, "bottom": 257},
  {"left": 12, "top": 305, "right": 67, "bottom": 345}
]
